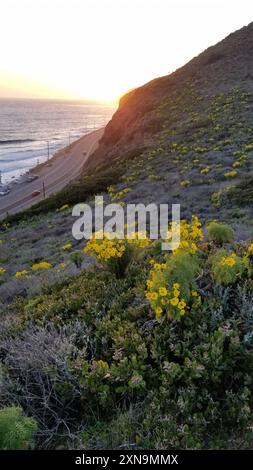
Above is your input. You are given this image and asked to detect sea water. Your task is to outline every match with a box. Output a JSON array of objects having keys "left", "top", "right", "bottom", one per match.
[{"left": 0, "top": 98, "right": 115, "bottom": 184}]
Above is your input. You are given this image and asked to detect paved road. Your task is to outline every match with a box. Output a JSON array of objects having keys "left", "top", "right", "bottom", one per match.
[{"left": 0, "top": 128, "right": 103, "bottom": 219}]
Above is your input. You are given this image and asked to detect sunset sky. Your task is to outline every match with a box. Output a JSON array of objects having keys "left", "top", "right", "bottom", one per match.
[{"left": 0, "top": 0, "right": 252, "bottom": 103}]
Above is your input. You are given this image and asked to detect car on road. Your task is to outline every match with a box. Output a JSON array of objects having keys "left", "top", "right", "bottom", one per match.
[
  {"left": 26, "top": 175, "right": 39, "bottom": 182},
  {"left": 31, "top": 190, "right": 41, "bottom": 197},
  {"left": 0, "top": 188, "right": 10, "bottom": 196}
]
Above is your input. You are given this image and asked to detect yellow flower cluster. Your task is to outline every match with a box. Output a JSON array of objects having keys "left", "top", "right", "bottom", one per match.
[
  {"left": 180, "top": 179, "right": 190, "bottom": 187},
  {"left": 168, "top": 216, "right": 203, "bottom": 254},
  {"left": 57, "top": 204, "right": 69, "bottom": 212},
  {"left": 32, "top": 261, "right": 52, "bottom": 271},
  {"left": 224, "top": 170, "right": 238, "bottom": 178},
  {"left": 107, "top": 185, "right": 131, "bottom": 202},
  {"left": 200, "top": 166, "right": 210, "bottom": 174},
  {"left": 127, "top": 232, "right": 151, "bottom": 248},
  {"left": 210, "top": 248, "right": 248, "bottom": 285},
  {"left": 62, "top": 243, "right": 72, "bottom": 251},
  {"left": 247, "top": 243, "right": 253, "bottom": 256},
  {"left": 146, "top": 219, "right": 202, "bottom": 321},
  {"left": 232, "top": 161, "right": 242, "bottom": 168},
  {"left": 244, "top": 143, "right": 253, "bottom": 152},
  {"left": 84, "top": 230, "right": 151, "bottom": 263},
  {"left": 146, "top": 278, "right": 190, "bottom": 319},
  {"left": 84, "top": 234, "right": 126, "bottom": 261},
  {"left": 220, "top": 254, "right": 236, "bottom": 267},
  {"left": 0, "top": 266, "right": 6, "bottom": 276},
  {"left": 15, "top": 270, "right": 29, "bottom": 278}
]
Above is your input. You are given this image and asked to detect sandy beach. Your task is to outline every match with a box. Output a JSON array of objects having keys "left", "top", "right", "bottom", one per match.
[{"left": 0, "top": 128, "right": 103, "bottom": 219}]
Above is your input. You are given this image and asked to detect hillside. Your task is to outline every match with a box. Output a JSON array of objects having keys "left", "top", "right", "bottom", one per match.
[
  {"left": 1, "top": 23, "right": 253, "bottom": 450},
  {"left": 86, "top": 21, "right": 253, "bottom": 236},
  {"left": 92, "top": 20, "right": 253, "bottom": 163},
  {"left": 7, "top": 22, "right": 253, "bottom": 235}
]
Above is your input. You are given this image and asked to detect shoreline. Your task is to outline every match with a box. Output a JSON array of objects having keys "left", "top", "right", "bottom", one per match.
[
  {"left": 0, "top": 127, "right": 104, "bottom": 218},
  {"left": 30, "top": 131, "right": 95, "bottom": 175},
  {"left": 2, "top": 129, "right": 101, "bottom": 191}
]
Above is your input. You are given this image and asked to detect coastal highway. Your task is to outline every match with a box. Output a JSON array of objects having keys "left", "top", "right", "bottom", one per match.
[{"left": 0, "top": 128, "right": 103, "bottom": 219}]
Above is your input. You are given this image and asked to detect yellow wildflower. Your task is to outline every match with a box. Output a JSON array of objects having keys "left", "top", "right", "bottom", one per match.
[
  {"left": 178, "top": 300, "right": 186, "bottom": 309},
  {"left": 57, "top": 204, "right": 69, "bottom": 212},
  {"left": 220, "top": 255, "right": 236, "bottom": 267},
  {"left": 32, "top": 261, "right": 52, "bottom": 271},
  {"left": 173, "top": 289, "right": 180, "bottom": 297},
  {"left": 146, "top": 292, "right": 158, "bottom": 301},
  {"left": 159, "top": 287, "right": 168, "bottom": 296},
  {"left": 247, "top": 243, "right": 253, "bottom": 256},
  {"left": 146, "top": 292, "right": 153, "bottom": 301},
  {"left": 154, "top": 263, "right": 162, "bottom": 270},
  {"left": 62, "top": 243, "right": 72, "bottom": 251},
  {"left": 173, "top": 283, "right": 180, "bottom": 290},
  {"left": 150, "top": 292, "right": 158, "bottom": 301},
  {"left": 155, "top": 307, "right": 163, "bottom": 317},
  {"left": 15, "top": 270, "right": 28, "bottom": 278}
]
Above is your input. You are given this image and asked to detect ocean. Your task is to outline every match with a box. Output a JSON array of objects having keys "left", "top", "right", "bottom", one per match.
[{"left": 0, "top": 99, "right": 115, "bottom": 184}]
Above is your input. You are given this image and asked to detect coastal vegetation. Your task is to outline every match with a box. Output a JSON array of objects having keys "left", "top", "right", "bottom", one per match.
[
  {"left": 0, "top": 216, "right": 253, "bottom": 449},
  {"left": 1, "top": 23, "right": 253, "bottom": 449}
]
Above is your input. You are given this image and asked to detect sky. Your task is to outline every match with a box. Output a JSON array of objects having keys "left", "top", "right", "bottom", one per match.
[{"left": 0, "top": 0, "right": 253, "bottom": 103}]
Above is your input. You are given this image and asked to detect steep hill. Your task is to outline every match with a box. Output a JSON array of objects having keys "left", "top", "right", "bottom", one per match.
[
  {"left": 84, "top": 21, "right": 253, "bottom": 237},
  {"left": 92, "top": 21, "right": 253, "bottom": 164}
]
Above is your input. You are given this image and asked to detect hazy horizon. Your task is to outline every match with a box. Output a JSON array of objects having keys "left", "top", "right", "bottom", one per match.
[
  {"left": 0, "top": 0, "right": 253, "bottom": 102},
  {"left": 0, "top": 96, "right": 115, "bottom": 105}
]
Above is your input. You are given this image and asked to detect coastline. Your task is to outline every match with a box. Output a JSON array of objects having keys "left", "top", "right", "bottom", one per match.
[
  {"left": 4, "top": 129, "right": 101, "bottom": 190},
  {"left": 0, "top": 127, "right": 104, "bottom": 219},
  {"left": 29, "top": 131, "right": 98, "bottom": 176}
]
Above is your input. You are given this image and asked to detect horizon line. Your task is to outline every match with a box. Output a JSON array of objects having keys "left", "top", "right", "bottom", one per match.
[{"left": 0, "top": 95, "right": 118, "bottom": 105}]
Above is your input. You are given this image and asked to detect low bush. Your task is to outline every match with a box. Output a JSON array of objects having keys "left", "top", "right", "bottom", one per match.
[
  {"left": 227, "top": 176, "right": 253, "bottom": 207},
  {"left": 207, "top": 222, "right": 235, "bottom": 244},
  {"left": 209, "top": 249, "right": 249, "bottom": 285},
  {"left": 0, "top": 322, "right": 88, "bottom": 448},
  {"left": 0, "top": 406, "right": 37, "bottom": 450},
  {"left": 84, "top": 232, "right": 150, "bottom": 277}
]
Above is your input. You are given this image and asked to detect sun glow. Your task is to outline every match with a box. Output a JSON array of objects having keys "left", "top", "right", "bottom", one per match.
[{"left": 0, "top": 0, "right": 253, "bottom": 102}]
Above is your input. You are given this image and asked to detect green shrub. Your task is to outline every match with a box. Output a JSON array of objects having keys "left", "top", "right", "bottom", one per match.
[
  {"left": 70, "top": 250, "right": 84, "bottom": 268},
  {"left": 84, "top": 235, "right": 150, "bottom": 278},
  {"left": 146, "top": 250, "right": 200, "bottom": 320},
  {"left": 142, "top": 295, "right": 253, "bottom": 449},
  {"left": 227, "top": 176, "right": 253, "bottom": 207},
  {"left": 0, "top": 406, "right": 37, "bottom": 450},
  {"left": 207, "top": 222, "right": 235, "bottom": 244},
  {"left": 211, "top": 191, "right": 222, "bottom": 208},
  {"left": 209, "top": 249, "right": 248, "bottom": 285}
]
